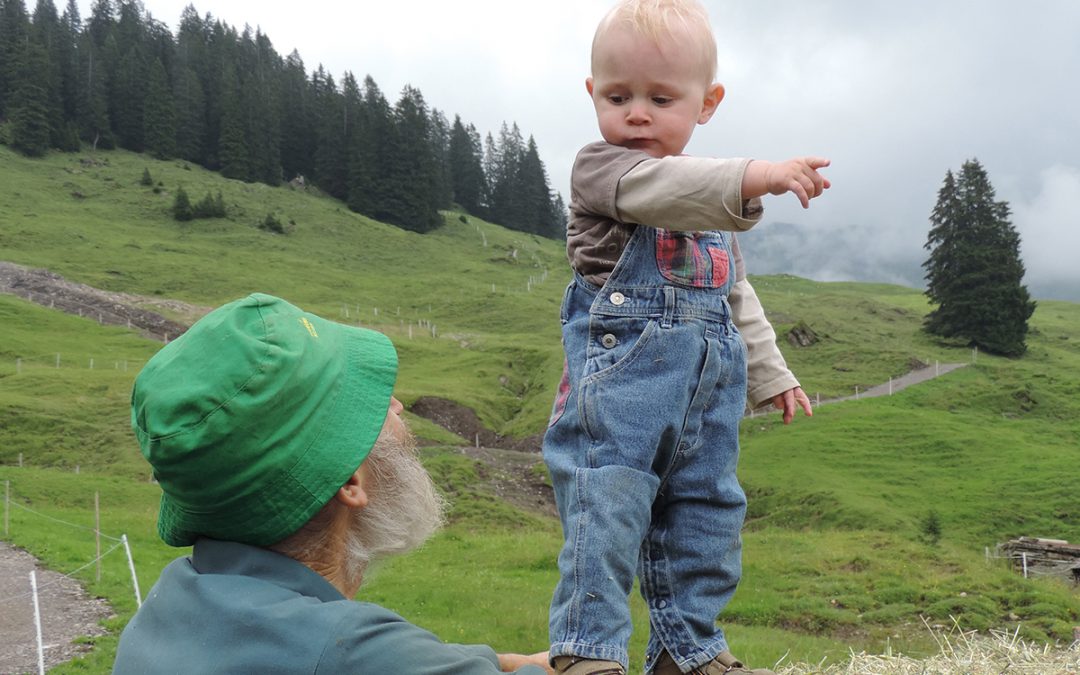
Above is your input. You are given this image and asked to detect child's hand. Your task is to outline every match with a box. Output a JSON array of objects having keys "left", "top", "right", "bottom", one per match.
[
  {"left": 745, "top": 157, "right": 831, "bottom": 208},
  {"left": 770, "top": 386, "right": 813, "bottom": 424}
]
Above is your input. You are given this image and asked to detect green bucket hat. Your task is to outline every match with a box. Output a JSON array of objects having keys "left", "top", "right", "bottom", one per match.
[{"left": 131, "top": 293, "right": 398, "bottom": 547}]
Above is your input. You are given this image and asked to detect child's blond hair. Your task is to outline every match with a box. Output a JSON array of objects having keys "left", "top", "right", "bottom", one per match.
[{"left": 592, "top": 0, "right": 718, "bottom": 85}]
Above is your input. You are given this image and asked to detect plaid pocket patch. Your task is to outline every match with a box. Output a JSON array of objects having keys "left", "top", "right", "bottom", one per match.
[
  {"left": 548, "top": 359, "right": 572, "bottom": 427},
  {"left": 655, "top": 229, "right": 730, "bottom": 288}
]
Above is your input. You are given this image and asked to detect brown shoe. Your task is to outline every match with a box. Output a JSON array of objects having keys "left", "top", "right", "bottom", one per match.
[
  {"left": 552, "top": 655, "right": 625, "bottom": 675},
  {"left": 651, "top": 649, "right": 775, "bottom": 675}
]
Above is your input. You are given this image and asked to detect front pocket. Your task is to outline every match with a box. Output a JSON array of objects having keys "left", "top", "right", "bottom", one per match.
[
  {"left": 655, "top": 230, "right": 730, "bottom": 288},
  {"left": 582, "top": 317, "right": 659, "bottom": 385}
]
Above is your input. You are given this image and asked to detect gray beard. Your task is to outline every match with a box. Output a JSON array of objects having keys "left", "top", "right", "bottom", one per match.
[{"left": 342, "top": 430, "right": 446, "bottom": 587}]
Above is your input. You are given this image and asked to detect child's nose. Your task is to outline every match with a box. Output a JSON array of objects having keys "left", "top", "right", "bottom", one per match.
[{"left": 626, "top": 102, "right": 650, "bottom": 124}]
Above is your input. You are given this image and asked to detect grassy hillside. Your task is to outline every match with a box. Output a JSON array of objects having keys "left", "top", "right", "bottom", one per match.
[{"left": 2, "top": 145, "right": 1079, "bottom": 672}]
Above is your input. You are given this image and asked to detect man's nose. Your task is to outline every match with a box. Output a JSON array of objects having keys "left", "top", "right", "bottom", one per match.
[{"left": 389, "top": 396, "right": 404, "bottom": 416}]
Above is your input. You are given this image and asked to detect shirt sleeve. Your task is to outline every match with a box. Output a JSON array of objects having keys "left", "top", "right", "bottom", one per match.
[
  {"left": 570, "top": 142, "right": 763, "bottom": 232},
  {"left": 616, "top": 155, "right": 763, "bottom": 232},
  {"left": 728, "top": 237, "right": 800, "bottom": 407},
  {"left": 317, "top": 604, "right": 547, "bottom": 675}
]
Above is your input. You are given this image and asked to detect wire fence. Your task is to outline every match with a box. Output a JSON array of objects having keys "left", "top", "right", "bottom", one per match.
[{"left": 1, "top": 478, "right": 143, "bottom": 673}]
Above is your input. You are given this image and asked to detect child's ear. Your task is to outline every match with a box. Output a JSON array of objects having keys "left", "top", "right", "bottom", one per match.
[
  {"left": 586, "top": 77, "right": 595, "bottom": 97},
  {"left": 698, "top": 83, "right": 726, "bottom": 124}
]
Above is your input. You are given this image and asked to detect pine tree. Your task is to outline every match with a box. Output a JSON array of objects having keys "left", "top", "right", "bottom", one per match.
[
  {"left": 347, "top": 75, "right": 393, "bottom": 218},
  {"left": 514, "top": 135, "right": 557, "bottom": 236},
  {"left": 173, "top": 6, "right": 207, "bottom": 163},
  {"left": 380, "top": 85, "right": 441, "bottom": 232},
  {"left": 923, "top": 159, "right": 1035, "bottom": 356},
  {"left": 217, "top": 66, "right": 250, "bottom": 180},
  {"left": 448, "top": 115, "right": 486, "bottom": 214},
  {"left": 9, "top": 41, "right": 52, "bottom": 156},
  {"left": 29, "top": 0, "right": 66, "bottom": 149},
  {"left": 142, "top": 56, "right": 175, "bottom": 158},
  {"left": 428, "top": 107, "right": 453, "bottom": 209},
  {"left": 279, "top": 49, "right": 312, "bottom": 181},
  {"left": 311, "top": 66, "right": 347, "bottom": 198},
  {"left": 0, "top": 0, "right": 31, "bottom": 119}
]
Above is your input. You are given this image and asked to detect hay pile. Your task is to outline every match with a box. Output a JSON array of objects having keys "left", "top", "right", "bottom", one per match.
[{"left": 777, "top": 621, "right": 1080, "bottom": 675}]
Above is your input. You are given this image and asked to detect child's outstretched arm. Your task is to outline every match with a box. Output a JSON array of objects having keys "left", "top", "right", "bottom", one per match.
[
  {"left": 770, "top": 386, "right": 813, "bottom": 425},
  {"left": 742, "top": 157, "right": 831, "bottom": 208}
]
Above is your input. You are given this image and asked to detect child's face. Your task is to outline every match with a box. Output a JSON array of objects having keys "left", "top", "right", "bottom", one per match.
[{"left": 587, "top": 23, "right": 723, "bottom": 158}]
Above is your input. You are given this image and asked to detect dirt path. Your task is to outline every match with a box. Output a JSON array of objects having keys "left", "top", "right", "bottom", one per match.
[
  {"left": 0, "top": 542, "right": 113, "bottom": 674},
  {"left": 0, "top": 261, "right": 206, "bottom": 342}
]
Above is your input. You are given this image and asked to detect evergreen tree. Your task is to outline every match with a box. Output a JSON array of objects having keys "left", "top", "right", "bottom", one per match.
[
  {"left": 143, "top": 57, "right": 175, "bottom": 158},
  {"left": 108, "top": 1, "right": 146, "bottom": 150},
  {"left": 486, "top": 122, "right": 524, "bottom": 226},
  {"left": 173, "top": 6, "right": 207, "bottom": 163},
  {"left": 0, "top": 0, "right": 31, "bottom": 118},
  {"left": 310, "top": 66, "right": 347, "bottom": 198},
  {"left": 57, "top": 0, "right": 82, "bottom": 148},
  {"left": 172, "top": 185, "right": 193, "bottom": 220},
  {"left": 923, "top": 159, "right": 1035, "bottom": 356},
  {"left": 9, "top": 42, "right": 52, "bottom": 156},
  {"left": 217, "top": 63, "right": 250, "bottom": 180},
  {"left": 29, "top": 0, "right": 66, "bottom": 148},
  {"left": 382, "top": 85, "right": 441, "bottom": 232},
  {"left": 448, "top": 115, "right": 485, "bottom": 214},
  {"left": 346, "top": 74, "right": 393, "bottom": 218},
  {"left": 428, "top": 107, "right": 453, "bottom": 209},
  {"left": 279, "top": 49, "right": 312, "bottom": 181},
  {"left": 514, "top": 135, "right": 557, "bottom": 236}
]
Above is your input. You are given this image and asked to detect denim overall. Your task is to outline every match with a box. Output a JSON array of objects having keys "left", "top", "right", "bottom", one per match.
[{"left": 544, "top": 224, "right": 749, "bottom": 672}]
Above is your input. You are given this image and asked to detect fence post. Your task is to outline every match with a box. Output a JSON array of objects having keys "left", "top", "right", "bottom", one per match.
[
  {"left": 18, "top": 453, "right": 23, "bottom": 467},
  {"left": 888, "top": 378, "right": 893, "bottom": 395},
  {"left": 16, "top": 358, "right": 21, "bottom": 374},
  {"left": 1021, "top": 552, "right": 1028, "bottom": 578},
  {"left": 122, "top": 534, "right": 142, "bottom": 607},
  {"left": 95, "top": 491, "right": 102, "bottom": 582},
  {"left": 4, "top": 480, "right": 9, "bottom": 537},
  {"left": 31, "top": 571, "right": 46, "bottom": 675},
  {"left": 56, "top": 353, "right": 61, "bottom": 368}
]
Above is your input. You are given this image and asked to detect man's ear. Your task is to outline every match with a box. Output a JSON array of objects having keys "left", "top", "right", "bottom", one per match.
[
  {"left": 585, "top": 77, "right": 595, "bottom": 97},
  {"left": 334, "top": 467, "right": 369, "bottom": 509},
  {"left": 698, "top": 83, "right": 726, "bottom": 124}
]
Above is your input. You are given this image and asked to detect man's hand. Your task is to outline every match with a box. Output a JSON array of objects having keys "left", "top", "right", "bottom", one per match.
[
  {"left": 498, "top": 651, "right": 553, "bottom": 673},
  {"left": 770, "top": 386, "right": 813, "bottom": 425},
  {"left": 744, "top": 157, "right": 831, "bottom": 208}
]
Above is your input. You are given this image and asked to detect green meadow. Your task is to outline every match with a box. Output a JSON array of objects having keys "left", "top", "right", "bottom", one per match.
[{"left": 1, "top": 145, "right": 1078, "bottom": 672}]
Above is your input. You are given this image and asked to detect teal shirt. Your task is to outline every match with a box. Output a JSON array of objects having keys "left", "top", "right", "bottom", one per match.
[{"left": 113, "top": 539, "right": 545, "bottom": 674}]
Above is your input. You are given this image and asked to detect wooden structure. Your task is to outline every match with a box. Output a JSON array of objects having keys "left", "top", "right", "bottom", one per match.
[{"left": 997, "top": 537, "right": 1080, "bottom": 583}]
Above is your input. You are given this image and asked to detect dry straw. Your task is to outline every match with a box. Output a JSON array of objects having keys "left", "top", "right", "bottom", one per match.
[{"left": 777, "top": 617, "right": 1080, "bottom": 674}]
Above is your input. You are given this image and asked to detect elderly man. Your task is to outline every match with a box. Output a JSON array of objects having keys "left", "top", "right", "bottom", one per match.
[{"left": 114, "top": 293, "right": 549, "bottom": 674}]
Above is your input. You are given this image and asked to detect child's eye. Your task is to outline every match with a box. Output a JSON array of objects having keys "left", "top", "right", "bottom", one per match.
[
  {"left": 608, "top": 95, "right": 627, "bottom": 105},
  {"left": 652, "top": 96, "right": 673, "bottom": 105}
]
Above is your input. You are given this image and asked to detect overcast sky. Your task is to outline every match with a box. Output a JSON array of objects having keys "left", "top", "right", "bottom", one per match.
[{"left": 81, "top": 0, "right": 1080, "bottom": 300}]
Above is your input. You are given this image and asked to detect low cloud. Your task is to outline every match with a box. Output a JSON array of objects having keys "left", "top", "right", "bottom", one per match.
[{"left": 1010, "top": 165, "right": 1080, "bottom": 301}]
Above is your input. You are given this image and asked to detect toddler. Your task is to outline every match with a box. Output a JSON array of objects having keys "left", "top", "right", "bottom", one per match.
[{"left": 542, "top": 1, "right": 829, "bottom": 674}]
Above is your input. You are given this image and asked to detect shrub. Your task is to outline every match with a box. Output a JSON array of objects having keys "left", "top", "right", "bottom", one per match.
[
  {"left": 258, "top": 213, "right": 286, "bottom": 234},
  {"left": 921, "top": 509, "right": 943, "bottom": 545},
  {"left": 172, "top": 187, "right": 194, "bottom": 221},
  {"left": 140, "top": 168, "right": 153, "bottom": 186},
  {"left": 193, "top": 191, "right": 226, "bottom": 218}
]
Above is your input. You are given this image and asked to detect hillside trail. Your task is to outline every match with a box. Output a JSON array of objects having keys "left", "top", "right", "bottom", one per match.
[
  {"left": 2, "top": 260, "right": 972, "bottom": 671},
  {"left": 0, "top": 541, "right": 112, "bottom": 674}
]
